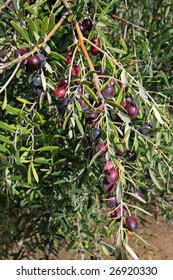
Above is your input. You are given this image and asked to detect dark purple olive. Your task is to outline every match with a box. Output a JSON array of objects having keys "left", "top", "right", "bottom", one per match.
[
  {"left": 84, "top": 146, "right": 92, "bottom": 158},
  {"left": 95, "top": 143, "right": 108, "bottom": 155},
  {"left": 110, "top": 205, "right": 128, "bottom": 221},
  {"left": 96, "top": 65, "right": 107, "bottom": 75},
  {"left": 91, "top": 47, "right": 100, "bottom": 56},
  {"left": 78, "top": 98, "right": 88, "bottom": 110},
  {"left": 91, "top": 128, "right": 102, "bottom": 141},
  {"left": 54, "top": 87, "right": 66, "bottom": 99},
  {"left": 106, "top": 193, "right": 118, "bottom": 208},
  {"left": 102, "top": 178, "right": 115, "bottom": 192},
  {"left": 141, "top": 123, "right": 152, "bottom": 135},
  {"left": 26, "top": 55, "right": 41, "bottom": 73},
  {"left": 126, "top": 103, "right": 139, "bottom": 118},
  {"left": 105, "top": 169, "right": 119, "bottom": 184},
  {"left": 82, "top": 18, "right": 92, "bottom": 31},
  {"left": 32, "top": 74, "right": 42, "bottom": 87},
  {"left": 79, "top": 23, "right": 86, "bottom": 34},
  {"left": 102, "top": 85, "right": 116, "bottom": 98},
  {"left": 85, "top": 111, "right": 99, "bottom": 123},
  {"left": 77, "top": 86, "right": 84, "bottom": 94},
  {"left": 37, "top": 53, "right": 46, "bottom": 68},
  {"left": 125, "top": 216, "right": 138, "bottom": 232},
  {"left": 59, "top": 77, "right": 68, "bottom": 88},
  {"left": 34, "top": 87, "right": 47, "bottom": 100},
  {"left": 125, "top": 151, "right": 137, "bottom": 162},
  {"left": 57, "top": 98, "right": 70, "bottom": 114}
]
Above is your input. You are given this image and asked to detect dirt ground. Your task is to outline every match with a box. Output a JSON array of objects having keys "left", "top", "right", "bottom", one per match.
[
  {"left": 57, "top": 216, "right": 173, "bottom": 260},
  {"left": 128, "top": 216, "right": 173, "bottom": 260},
  {"left": 4, "top": 212, "right": 172, "bottom": 260}
]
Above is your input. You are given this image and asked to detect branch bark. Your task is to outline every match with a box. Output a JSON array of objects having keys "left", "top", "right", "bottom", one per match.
[
  {"left": 0, "top": 11, "right": 71, "bottom": 71},
  {"left": 61, "top": 0, "right": 100, "bottom": 90}
]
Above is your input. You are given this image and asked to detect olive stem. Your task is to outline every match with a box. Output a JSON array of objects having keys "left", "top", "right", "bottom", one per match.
[
  {"left": 0, "top": 63, "right": 21, "bottom": 94},
  {"left": 61, "top": 0, "right": 100, "bottom": 90},
  {"left": 0, "top": 11, "right": 71, "bottom": 70},
  {"left": 0, "top": 0, "right": 12, "bottom": 13}
]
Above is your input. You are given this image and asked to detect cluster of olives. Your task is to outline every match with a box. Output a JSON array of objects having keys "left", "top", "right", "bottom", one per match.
[
  {"left": 17, "top": 48, "right": 47, "bottom": 98},
  {"left": 52, "top": 18, "right": 153, "bottom": 233},
  {"left": 17, "top": 14, "right": 152, "bottom": 234}
]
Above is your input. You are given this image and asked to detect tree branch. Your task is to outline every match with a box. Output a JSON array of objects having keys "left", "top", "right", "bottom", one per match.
[
  {"left": 0, "top": 63, "right": 21, "bottom": 94},
  {"left": 61, "top": 0, "right": 100, "bottom": 90},
  {"left": 0, "top": 0, "right": 12, "bottom": 14},
  {"left": 110, "top": 14, "right": 149, "bottom": 32},
  {"left": 0, "top": 11, "right": 71, "bottom": 71}
]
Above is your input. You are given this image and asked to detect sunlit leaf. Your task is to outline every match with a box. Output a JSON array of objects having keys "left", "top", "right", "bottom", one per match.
[
  {"left": 0, "top": 134, "right": 12, "bottom": 144},
  {"left": 16, "top": 98, "right": 33, "bottom": 105},
  {"left": 10, "top": 21, "right": 30, "bottom": 43},
  {"left": 124, "top": 243, "right": 139, "bottom": 260},
  {"left": 31, "top": 163, "right": 39, "bottom": 183},
  {"left": 37, "top": 146, "right": 59, "bottom": 152}
]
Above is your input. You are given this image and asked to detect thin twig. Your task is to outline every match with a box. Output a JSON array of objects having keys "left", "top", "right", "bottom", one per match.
[
  {"left": 0, "top": 62, "right": 21, "bottom": 94},
  {"left": 61, "top": 0, "right": 100, "bottom": 90},
  {"left": 0, "top": 0, "right": 12, "bottom": 13},
  {"left": 132, "top": 25, "right": 140, "bottom": 80},
  {"left": 0, "top": 11, "right": 71, "bottom": 71},
  {"left": 74, "top": 20, "right": 100, "bottom": 90},
  {"left": 50, "top": 0, "right": 60, "bottom": 17},
  {"left": 110, "top": 14, "right": 149, "bottom": 32},
  {"left": 67, "top": 43, "right": 79, "bottom": 96}
]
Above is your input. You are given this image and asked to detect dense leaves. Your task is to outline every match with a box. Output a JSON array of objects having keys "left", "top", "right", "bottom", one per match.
[{"left": 0, "top": 0, "right": 172, "bottom": 260}]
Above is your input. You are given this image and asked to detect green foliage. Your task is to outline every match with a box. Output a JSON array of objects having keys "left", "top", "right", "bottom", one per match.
[{"left": 0, "top": 0, "right": 172, "bottom": 260}]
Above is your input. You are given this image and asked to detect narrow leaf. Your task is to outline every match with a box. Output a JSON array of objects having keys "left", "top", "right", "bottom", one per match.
[
  {"left": 27, "top": 164, "right": 32, "bottom": 185},
  {"left": 77, "top": 94, "right": 94, "bottom": 109},
  {"left": 48, "top": 14, "right": 55, "bottom": 33},
  {"left": 153, "top": 106, "right": 164, "bottom": 124},
  {"left": 106, "top": 46, "right": 127, "bottom": 55},
  {"left": 84, "top": 85, "right": 98, "bottom": 102},
  {"left": 75, "top": 117, "right": 84, "bottom": 136},
  {"left": 121, "top": 69, "right": 128, "bottom": 86},
  {"left": 88, "top": 150, "right": 101, "bottom": 168},
  {"left": 10, "top": 21, "right": 30, "bottom": 43},
  {"left": 2, "top": 92, "right": 7, "bottom": 110},
  {"left": 41, "top": 16, "right": 49, "bottom": 38},
  {"left": 34, "top": 157, "right": 49, "bottom": 164},
  {"left": 0, "top": 121, "right": 15, "bottom": 132},
  {"left": 101, "top": 245, "right": 109, "bottom": 256},
  {"left": 98, "top": 0, "right": 118, "bottom": 20},
  {"left": 118, "top": 111, "right": 131, "bottom": 123},
  {"left": 31, "top": 163, "right": 39, "bottom": 183},
  {"left": 37, "top": 146, "right": 59, "bottom": 152},
  {"left": 149, "top": 169, "right": 161, "bottom": 189},
  {"left": 125, "top": 191, "right": 146, "bottom": 203},
  {"left": 27, "top": 18, "right": 38, "bottom": 33},
  {"left": 139, "top": 86, "right": 148, "bottom": 100},
  {"left": 126, "top": 203, "right": 153, "bottom": 216},
  {"left": 0, "top": 134, "right": 12, "bottom": 144},
  {"left": 41, "top": 70, "right": 47, "bottom": 91},
  {"left": 26, "top": 0, "right": 47, "bottom": 8},
  {"left": 5, "top": 104, "right": 21, "bottom": 115},
  {"left": 107, "top": 99, "right": 127, "bottom": 111},
  {"left": 50, "top": 51, "right": 66, "bottom": 62},
  {"left": 124, "top": 243, "right": 139, "bottom": 260},
  {"left": 16, "top": 97, "right": 33, "bottom": 104}
]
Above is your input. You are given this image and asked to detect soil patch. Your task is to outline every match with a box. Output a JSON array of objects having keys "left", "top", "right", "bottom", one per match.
[{"left": 57, "top": 216, "right": 173, "bottom": 260}]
